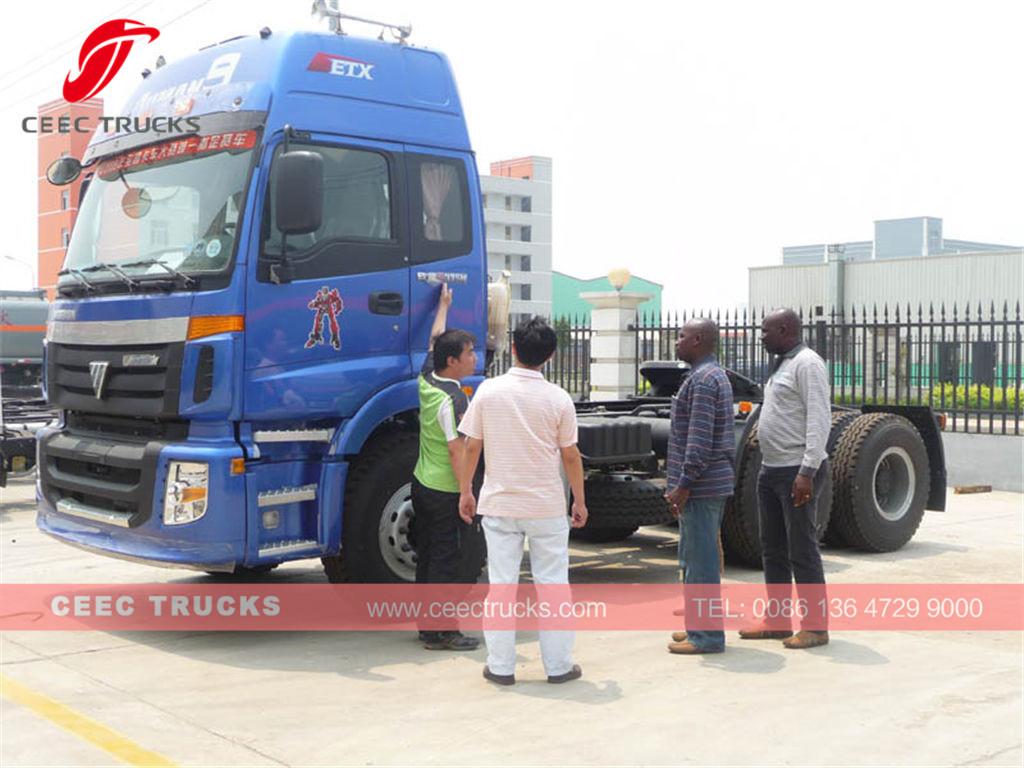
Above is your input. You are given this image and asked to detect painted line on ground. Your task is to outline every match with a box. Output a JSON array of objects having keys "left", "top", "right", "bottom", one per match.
[{"left": 0, "top": 672, "right": 177, "bottom": 767}]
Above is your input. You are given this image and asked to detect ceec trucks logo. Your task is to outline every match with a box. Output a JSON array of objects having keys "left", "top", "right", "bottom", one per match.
[
  {"left": 63, "top": 19, "right": 160, "bottom": 103},
  {"left": 307, "top": 52, "right": 375, "bottom": 80}
]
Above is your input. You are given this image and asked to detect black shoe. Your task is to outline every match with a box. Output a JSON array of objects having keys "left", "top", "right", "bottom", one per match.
[
  {"left": 423, "top": 631, "right": 480, "bottom": 651},
  {"left": 418, "top": 631, "right": 436, "bottom": 643},
  {"left": 483, "top": 666, "right": 515, "bottom": 686},
  {"left": 547, "top": 664, "right": 582, "bottom": 684}
]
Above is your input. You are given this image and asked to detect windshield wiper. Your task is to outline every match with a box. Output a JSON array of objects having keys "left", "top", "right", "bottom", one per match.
[
  {"left": 80, "top": 263, "right": 140, "bottom": 291},
  {"left": 119, "top": 258, "right": 197, "bottom": 288},
  {"left": 57, "top": 267, "right": 97, "bottom": 293}
]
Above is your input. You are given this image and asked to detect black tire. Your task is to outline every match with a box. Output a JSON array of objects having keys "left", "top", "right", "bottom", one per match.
[
  {"left": 822, "top": 410, "right": 861, "bottom": 547},
  {"left": 570, "top": 525, "right": 640, "bottom": 543},
  {"left": 830, "top": 413, "right": 929, "bottom": 552},
  {"left": 722, "top": 426, "right": 763, "bottom": 567},
  {"left": 581, "top": 475, "right": 674, "bottom": 534},
  {"left": 321, "top": 431, "right": 486, "bottom": 584},
  {"left": 722, "top": 424, "right": 834, "bottom": 568}
]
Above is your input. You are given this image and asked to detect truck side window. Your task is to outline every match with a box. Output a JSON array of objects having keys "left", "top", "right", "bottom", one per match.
[
  {"left": 408, "top": 154, "right": 472, "bottom": 264},
  {"left": 260, "top": 142, "right": 406, "bottom": 280}
]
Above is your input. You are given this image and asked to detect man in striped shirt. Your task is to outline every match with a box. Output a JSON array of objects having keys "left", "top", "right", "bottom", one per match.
[
  {"left": 664, "top": 318, "right": 736, "bottom": 655},
  {"left": 740, "top": 308, "right": 831, "bottom": 649}
]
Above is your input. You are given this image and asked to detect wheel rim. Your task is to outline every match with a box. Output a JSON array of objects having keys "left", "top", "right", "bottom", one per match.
[
  {"left": 377, "top": 482, "right": 417, "bottom": 582},
  {"left": 872, "top": 447, "right": 915, "bottom": 522}
]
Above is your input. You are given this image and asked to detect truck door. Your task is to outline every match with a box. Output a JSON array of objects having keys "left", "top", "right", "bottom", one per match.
[
  {"left": 403, "top": 149, "right": 488, "bottom": 360},
  {"left": 244, "top": 136, "right": 411, "bottom": 420}
]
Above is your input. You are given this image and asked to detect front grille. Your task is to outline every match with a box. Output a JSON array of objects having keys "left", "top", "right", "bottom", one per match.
[
  {"left": 66, "top": 411, "right": 188, "bottom": 442},
  {"left": 39, "top": 422, "right": 169, "bottom": 527},
  {"left": 47, "top": 342, "right": 184, "bottom": 418}
]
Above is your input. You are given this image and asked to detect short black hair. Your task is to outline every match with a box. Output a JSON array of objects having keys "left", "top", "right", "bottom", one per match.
[
  {"left": 434, "top": 329, "right": 476, "bottom": 371},
  {"left": 512, "top": 316, "right": 558, "bottom": 367}
]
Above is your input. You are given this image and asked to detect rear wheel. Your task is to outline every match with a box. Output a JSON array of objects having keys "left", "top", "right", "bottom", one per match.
[
  {"left": 822, "top": 410, "right": 861, "bottom": 547},
  {"left": 830, "top": 413, "right": 929, "bottom": 552},
  {"left": 722, "top": 426, "right": 763, "bottom": 567},
  {"left": 321, "top": 431, "right": 486, "bottom": 583},
  {"left": 576, "top": 474, "right": 673, "bottom": 542},
  {"left": 722, "top": 424, "right": 833, "bottom": 568}
]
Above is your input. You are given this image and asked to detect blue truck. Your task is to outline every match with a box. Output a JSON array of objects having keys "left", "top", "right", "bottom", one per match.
[{"left": 39, "top": 14, "right": 945, "bottom": 580}]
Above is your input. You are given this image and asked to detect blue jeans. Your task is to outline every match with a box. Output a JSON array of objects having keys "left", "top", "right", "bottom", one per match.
[{"left": 679, "top": 496, "right": 727, "bottom": 651}]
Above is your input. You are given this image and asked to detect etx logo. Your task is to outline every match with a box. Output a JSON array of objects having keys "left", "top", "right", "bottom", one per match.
[
  {"left": 307, "top": 52, "right": 374, "bottom": 81},
  {"left": 64, "top": 19, "right": 160, "bottom": 103}
]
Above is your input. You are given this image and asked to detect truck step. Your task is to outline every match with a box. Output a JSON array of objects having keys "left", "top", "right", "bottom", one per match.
[
  {"left": 257, "top": 539, "right": 320, "bottom": 558},
  {"left": 56, "top": 498, "right": 132, "bottom": 528},
  {"left": 252, "top": 429, "right": 332, "bottom": 443},
  {"left": 257, "top": 484, "right": 318, "bottom": 507}
]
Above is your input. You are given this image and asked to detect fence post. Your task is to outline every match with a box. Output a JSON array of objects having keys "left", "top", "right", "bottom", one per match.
[{"left": 581, "top": 289, "right": 652, "bottom": 401}]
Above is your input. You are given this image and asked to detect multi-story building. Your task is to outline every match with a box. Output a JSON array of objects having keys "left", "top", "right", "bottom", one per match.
[
  {"left": 36, "top": 98, "right": 104, "bottom": 298},
  {"left": 480, "top": 156, "right": 552, "bottom": 325}
]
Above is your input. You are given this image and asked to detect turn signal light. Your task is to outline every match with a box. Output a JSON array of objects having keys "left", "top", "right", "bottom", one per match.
[
  {"left": 737, "top": 401, "right": 753, "bottom": 415},
  {"left": 187, "top": 315, "right": 244, "bottom": 340},
  {"left": 462, "top": 385, "right": 475, "bottom": 397},
  {"left": 231, "top": 458, "right": 246, "bottom": 475}
]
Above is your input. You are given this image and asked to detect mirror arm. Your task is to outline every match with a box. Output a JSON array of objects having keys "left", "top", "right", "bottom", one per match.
[{"left": 277, "top": 123, "right": 292, "bottom": 272}]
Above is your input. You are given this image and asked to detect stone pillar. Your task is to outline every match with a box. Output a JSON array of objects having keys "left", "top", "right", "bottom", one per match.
[{"left": 581, "top": 291, "right": 652, "bottom": 401}]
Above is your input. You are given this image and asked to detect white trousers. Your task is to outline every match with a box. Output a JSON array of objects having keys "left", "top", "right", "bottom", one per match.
[{"left": 481, "top": 514, "right": 575, "bottom": 677}]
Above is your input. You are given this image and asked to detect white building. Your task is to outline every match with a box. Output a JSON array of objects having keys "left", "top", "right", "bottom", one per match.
[{"left": 480, "top": 156, "right": 552, "bottom": 325}]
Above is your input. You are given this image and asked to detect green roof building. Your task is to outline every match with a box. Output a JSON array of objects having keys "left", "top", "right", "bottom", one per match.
[{"left": 551, "top": 271, "right": 663, "bottom": 322}]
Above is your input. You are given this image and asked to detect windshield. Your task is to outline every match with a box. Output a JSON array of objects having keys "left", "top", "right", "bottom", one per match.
[{"left": 61, "top": 130, "right": 258, "bottom": 290}]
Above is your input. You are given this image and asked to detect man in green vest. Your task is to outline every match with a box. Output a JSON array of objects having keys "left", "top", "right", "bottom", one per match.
[{"left": 413, "top": 283, "right": 480, "bottom": 651}]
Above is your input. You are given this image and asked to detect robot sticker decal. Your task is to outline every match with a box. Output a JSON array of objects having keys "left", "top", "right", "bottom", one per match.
[{"left": 305, "top": 286, "right": 344, "bottom": 350}]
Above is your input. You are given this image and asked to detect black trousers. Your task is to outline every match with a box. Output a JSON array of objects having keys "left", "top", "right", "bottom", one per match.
[
  {"left": 757, "top": 463, "right": 829, "bottom": 629},
  {"left": 410, "top": 477, "right": 461, "bottom": 585}
]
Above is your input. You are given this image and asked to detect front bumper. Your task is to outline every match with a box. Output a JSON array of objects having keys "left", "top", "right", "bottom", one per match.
[{"left": 36, "top": 424, "right": 246, "bottom": 571}]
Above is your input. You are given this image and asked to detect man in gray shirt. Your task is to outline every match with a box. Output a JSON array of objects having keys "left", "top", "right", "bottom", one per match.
[{"left": 741, "top": 308, "right": 831, "bottom": 649}]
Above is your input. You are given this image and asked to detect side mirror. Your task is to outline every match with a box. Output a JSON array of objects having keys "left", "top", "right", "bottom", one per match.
[
  {"left": 275, "top": 150, "right": 323, "bottom": 235},
  {"left": 46, "top": 156, "right": 82, "bottom": 186}
]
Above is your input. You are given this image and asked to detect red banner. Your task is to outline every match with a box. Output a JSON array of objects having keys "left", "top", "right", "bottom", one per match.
[
  {"left": 95, "top": 130, "right": 258, "bottom": 177},
  {"left": 0, "top": 583, "right": 1020, "bottom": 632}
]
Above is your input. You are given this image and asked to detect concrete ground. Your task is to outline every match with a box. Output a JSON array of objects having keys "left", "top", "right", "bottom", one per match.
[{"left": 1, "top": 474, "right": 1021, "bottom": 767}]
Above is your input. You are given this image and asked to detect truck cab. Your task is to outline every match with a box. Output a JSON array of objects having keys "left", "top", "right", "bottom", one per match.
[{"left": 38, "top": 28, "right": 491, "bottom": 581}]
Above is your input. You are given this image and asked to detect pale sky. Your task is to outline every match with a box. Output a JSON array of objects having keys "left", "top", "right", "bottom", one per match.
[{"left": 1, "top": 0, "right": 1022, "bottom": 312}]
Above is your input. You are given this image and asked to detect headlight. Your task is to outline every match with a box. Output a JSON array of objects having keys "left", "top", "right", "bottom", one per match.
[{"left": 163, "top": 461, "right": 209, "bottom": 525}]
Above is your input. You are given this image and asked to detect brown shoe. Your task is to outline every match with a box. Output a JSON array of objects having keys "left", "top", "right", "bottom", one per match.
[
  {"left": 738, "top": 627, "right": 794, "bottom": 640},
  {"left": 671, "top": 631, "right": 688, "bottom": 643},
  {"left": 668, "top": 640, "right": 724, "bottom": 655},
  {"left": 783, "top": 630, "right": 829, "bottom": 649}
]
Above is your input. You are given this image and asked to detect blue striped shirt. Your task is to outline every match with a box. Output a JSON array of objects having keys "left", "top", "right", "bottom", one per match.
[{"left": 666, "top": 357, "right": 736, "bottom": 499}]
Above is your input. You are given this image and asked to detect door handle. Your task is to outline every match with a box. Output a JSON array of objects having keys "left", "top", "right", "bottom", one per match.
[{"left": 369, "top": 291, "right": 404, "bottom": 316}]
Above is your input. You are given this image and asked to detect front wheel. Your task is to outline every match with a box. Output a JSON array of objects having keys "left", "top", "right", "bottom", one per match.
[{"left": 322, "top": 431, "right": 486, "bottom": 583}]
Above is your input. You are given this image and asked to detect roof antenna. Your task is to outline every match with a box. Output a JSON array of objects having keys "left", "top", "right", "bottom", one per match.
[{"left": 311, "top": 0, "right": 412, "bottom": 43}]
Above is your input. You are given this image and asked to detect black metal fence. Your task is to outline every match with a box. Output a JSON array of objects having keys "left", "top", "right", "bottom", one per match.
[
  {"left": 489, "top": 315, "right": 594, "bottom": 400},
  {"left": 486, "top": 303, "right": 1022, "bottom": 435},
  {"left": 635, "top": 303, "right": 1023, "bottom": 435}
]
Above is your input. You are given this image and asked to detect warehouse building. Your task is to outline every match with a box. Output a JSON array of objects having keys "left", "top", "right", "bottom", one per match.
[{"left": 750, "top": 216, "right": 1022, "bottom": 313}]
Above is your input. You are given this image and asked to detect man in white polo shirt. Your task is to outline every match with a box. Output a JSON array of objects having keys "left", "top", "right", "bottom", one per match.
[{"left": 457, "top": 317, "right": 588, "bottom": 686}]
